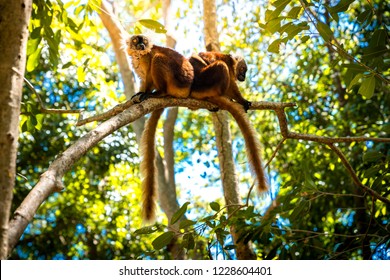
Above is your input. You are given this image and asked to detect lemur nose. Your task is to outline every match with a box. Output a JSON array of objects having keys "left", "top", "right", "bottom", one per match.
[{"left": 137, "top": 44, "right": 145, "bottom": 50}]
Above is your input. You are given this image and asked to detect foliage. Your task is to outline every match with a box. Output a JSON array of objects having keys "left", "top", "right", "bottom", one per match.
[{"left": 10, "top": 0, "right": 390, "bottom": 260}]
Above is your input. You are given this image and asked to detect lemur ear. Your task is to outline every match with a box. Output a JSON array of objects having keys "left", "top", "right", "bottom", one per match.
[{"left": 230, "top": 51, "right": 245, "bottom": 61}]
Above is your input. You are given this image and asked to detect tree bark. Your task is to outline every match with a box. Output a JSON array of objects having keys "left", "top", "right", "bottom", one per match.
[
  {"left": 0, "top": 0, "right": 33, "bottom": 259},
  {"left": 202, "top": 0, "right": 257, "bottom": 260}
]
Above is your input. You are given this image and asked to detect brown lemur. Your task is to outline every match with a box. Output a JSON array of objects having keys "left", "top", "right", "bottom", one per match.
[
  {"left": 127, "top": 35, "right": 268, "bottom": 220},
  {"left": 189, "top": 51, "right": 269, "bottom": 193},
  {"left": 126, "top": 34, "right": 194, "bottom": 221}
]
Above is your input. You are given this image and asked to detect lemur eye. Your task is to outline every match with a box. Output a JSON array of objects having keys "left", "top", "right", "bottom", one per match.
[
  {"left": 144, "top": 39, "right": 148, "bottom": 44},
  {"left": 132, "top": 38, "right": 137, "bottom": 43}
]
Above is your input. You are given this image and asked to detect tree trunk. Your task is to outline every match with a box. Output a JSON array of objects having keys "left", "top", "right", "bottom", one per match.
[
  {"left": 0, "top": 0, "right": 33, "bottom": 259},
  {"left": 202, "top": 0, "right": 257, "bottom": 260}
]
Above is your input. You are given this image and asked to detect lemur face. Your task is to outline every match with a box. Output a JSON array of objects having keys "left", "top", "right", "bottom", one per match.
[
  {"left": 127, "top": 35, "right": 152, "bottom": 51},
  {"left": 235, "top": 57, "right": 247, "bottom": 82}
]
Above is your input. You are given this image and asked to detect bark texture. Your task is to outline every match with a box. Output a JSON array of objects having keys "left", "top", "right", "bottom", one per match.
[{"left": 0, "top": 0, "right": 32, "bottom": 259}]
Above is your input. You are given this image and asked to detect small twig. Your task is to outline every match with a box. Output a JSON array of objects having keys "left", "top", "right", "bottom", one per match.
[
  {"left": 13, "top": 68, "right": 83, "bottom": 115},
  {"left": 363, "top": 196, "right": 375, "bottom": 257},
  {"left": 288, "top": 131, "right": 390, "bottom": 144},
  {"left": 315, "top": 190, "right": 365, "bottom": 198},
  {"left": 327, "top": 143, "right": 390, "bottom": 205},
  {"left": 266, "top": 137, "right": 286, "bottom": 168}
]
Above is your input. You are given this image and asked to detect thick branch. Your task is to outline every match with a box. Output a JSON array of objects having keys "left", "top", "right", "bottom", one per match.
[{"left": 77, "top": 98, "right": 295, "bottom": 126}]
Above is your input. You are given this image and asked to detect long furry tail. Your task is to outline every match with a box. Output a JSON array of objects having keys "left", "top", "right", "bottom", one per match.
[
  {"left": 140, "top": 108, "right": 164, "bottom": 221},
  {"left": 211, "top": 97, "right": 268, "bottom": 192}
]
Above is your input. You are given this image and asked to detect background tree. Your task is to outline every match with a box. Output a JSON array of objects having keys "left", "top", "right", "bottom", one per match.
[{"left": 2, "top": 0, "right": 389, "bottom": 260}]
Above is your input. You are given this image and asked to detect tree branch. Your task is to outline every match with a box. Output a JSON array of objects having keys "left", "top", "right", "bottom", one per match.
[{"left": 8, "top": 95, "right": 389, "bottom": 255}]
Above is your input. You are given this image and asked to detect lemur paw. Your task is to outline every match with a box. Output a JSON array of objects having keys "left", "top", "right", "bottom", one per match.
[
  {"left": 243, "top": 101, "right": 252, "bottom": 112},
  {"left": 131, "top": 92, "right": 153, "bottom": 103},
  {"left": 209, "top": 107, "right": 220, "bottom": 112},
  {"left": 131, "top": 92, "right": 145, "bottom": 103}
]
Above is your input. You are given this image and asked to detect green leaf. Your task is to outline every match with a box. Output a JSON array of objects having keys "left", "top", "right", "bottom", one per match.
[
  {"left": 316, "top": 22, "right": 333, "bottom": 42},
  {"left": 62, "top": 62, "right": 73, "bottom": 69},
  {"left": 26, "top": 47, "right": 42, "bottom": 72},
  {"left": 182, "top": 233, "right": 195, "bottom": 250},
  {"left": 179, "top": 219, "right": 196, "bottom": 229},
  {"left": 327, "top": 0, "right": 355, "bottom": 13},
  {"left": 21, "top": 117, "right": 28, "bottom": 132},
  {"left": 358, "top": 75, "right": 376, "bottom": 99},
  {"left": 210, "top": 202, "right": 220, "bottom": 212},
  {"left": 268, "top": 39, "right": 281, "bottom": 53},
  {"left": 369, "top": 29, "right": 387, "bottom": 48},
  {"left": 301, "top": 35, "right": 310, "bottom": 43},
  {"left": 281, "top": 23, "right": 301, "bottom": 39},
  {"left": 35, "top": 114, "right": 44, "bottom": 130},
  {"left": 152, "top": 231, "right": 175, "bottom": 250},
  {"left": 272, "top": 0, "right": 291, "bottom": 9},
  {"left": 370, "top": 29, "right": 387, "bottom": 47},
  {"left": 74, "top": 5, "right": 85, "bottom": 16},
  {"left": 297, "top": 21, "right": 310, "bottom": 30},
  {"left": 357, "top": 10, "right": 373, "bottom": 28},
  {"left": 362, "top": 46, "right": 389, "bottom": 61},
  {"left": 383, "top": 123, "right": 390, "bottom": 134},
  {"left": 340, "top": 63, "right": 367, "bottom": 72},
  {"left": 287, "top": 6, "right": 302, "bottom": 18},
  {"left": 27, "top": 37, "right": 41, "bottom": 56},
  {"left": 363, "top": 151, "right": 384, "bottom": 163},
  {"left": 134, "top": 225, "right": 159, "bottom": 235},
  {"left": 347, "top": 73, "right": 363, "bottom": 91},
  {"left": 67, "top": 17, "right": 79, "bottom": 32},
  {"left": 329, "top": 11, "right": 339, "bottom": 22},
  {"left": 27, "top": 116, "right": 37, "bottom": 132},
  {"left": 171, "top": 202, "right": 190, "bottom": 225},
  {"left": 265, "top": 9, "right": 274, "bottom": 22},
  {"left": 138, "top": 19, "right": 167, "bottom": 34},
  {"left": 266, "top": 17, "right": 283, "bottom": 33},
  {"left": 30, "top": 27, "right": 42, "bottom": 39},
  {"left": 364, "top": 166, "right": 380, "bottom": 179},
  {"left": 77, "top": 66, "right": 86, "bottom": 83},
  {"left": 266, "top": 0, "right": 291, "bottom": 21}
]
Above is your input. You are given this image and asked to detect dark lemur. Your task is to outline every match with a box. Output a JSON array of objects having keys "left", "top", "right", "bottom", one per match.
[
  {"left": 189, "top": 52, "right": 268, "bottom": 193},
  {"left": 190, "top": 52, "right": 251, "bottom": 112},
  {"left": 126, "top": 35, "right": 194, "bottom": 221}
]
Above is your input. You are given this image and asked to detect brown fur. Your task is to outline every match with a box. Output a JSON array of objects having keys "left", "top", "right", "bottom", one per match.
[
  {"left": 189, "top": 52, "right": 268, "bottom": 192},
  {"left": 190, "top": 52, "right": 251, "bottom": 111},
  {"left": 126, "top": 35, "right": 194, "bottom": 98},
  {"left": 140, "top": 108, "right": 164, "bottom": 221}
]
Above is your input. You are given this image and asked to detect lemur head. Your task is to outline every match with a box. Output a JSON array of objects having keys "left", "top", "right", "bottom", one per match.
[
  {"left": 232, "top": 55, "right": 247, "bottom": 82},
  {"left": 126, "top": 35, "right": 153, "bottom": 56}
]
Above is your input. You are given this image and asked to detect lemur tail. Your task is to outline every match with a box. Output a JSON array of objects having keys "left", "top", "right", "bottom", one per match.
[{"left": 140, "top": 108, "right": 164, "bottom": 221}]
